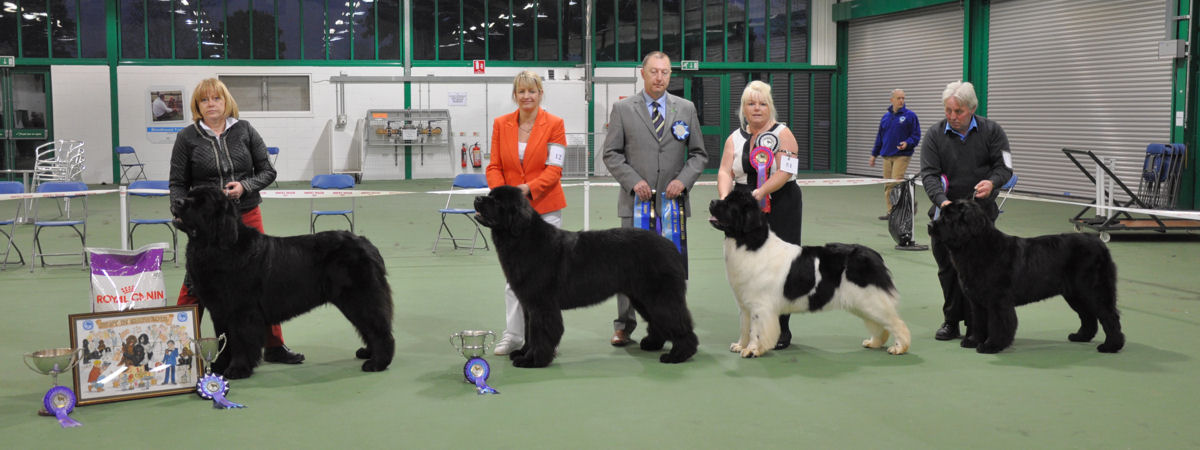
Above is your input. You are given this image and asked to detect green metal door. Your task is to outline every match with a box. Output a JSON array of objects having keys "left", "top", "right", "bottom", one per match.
[
  {"left": 0, "top": 67, "right": 52, "bottom": 176},
  {"left": 670, "top": 72, "right": 729, "bottom": 173}
]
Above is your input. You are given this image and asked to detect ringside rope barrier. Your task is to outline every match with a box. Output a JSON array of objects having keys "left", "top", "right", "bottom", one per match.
[{"left": 0, "top": 178, "right": 1196, "bottom": 253}]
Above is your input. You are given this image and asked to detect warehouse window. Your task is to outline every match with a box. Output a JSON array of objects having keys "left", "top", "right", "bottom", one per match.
[
  {"left": 117, "top": 0, "right": 402, "bottom": 61},
  {"left": 219, "top": 75, "right": 311, "bottom": 113}
]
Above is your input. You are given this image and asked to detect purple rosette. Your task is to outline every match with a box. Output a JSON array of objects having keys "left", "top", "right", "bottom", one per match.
[{"left": 44, "top": 386, "right": 82, "bottom": 428}]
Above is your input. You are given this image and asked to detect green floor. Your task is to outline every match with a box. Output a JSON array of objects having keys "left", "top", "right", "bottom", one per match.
[{"left": 2, "top": 175, "right": 1197, "bottom": 448}]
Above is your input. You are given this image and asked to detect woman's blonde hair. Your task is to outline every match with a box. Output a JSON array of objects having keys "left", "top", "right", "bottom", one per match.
[
  {"left": 511, "top": 70, "right": 544, "bottom": 100},
  {"left": 737, "top": 80, "right": 776, "bottom": 129},
  {"left": 190, "top": 78, "right": 240, "bottom": 120}
]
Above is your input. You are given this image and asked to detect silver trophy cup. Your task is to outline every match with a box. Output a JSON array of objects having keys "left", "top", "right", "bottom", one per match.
[
  {"left": 192, "top": 334, "right": 227, "bottom": 373},
  {"left": 23, "top": 347, "right": 84, "bottom": 427},
  {"left": 191, "top": 334, "right": 244, "bottom": 409},
  {"left": 449, "top": 330, "right": 499, "bottom": 394},
  {"left": 450, "top": 330, "right": 496, "bottom": 359}
]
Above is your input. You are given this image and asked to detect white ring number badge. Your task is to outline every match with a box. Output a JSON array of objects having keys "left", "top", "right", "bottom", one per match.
[
  {"left": 548, "top": 143, "right": 566, "bottom": 167},
  {"left": 779, "top": 154, "right": 799, "bottom": 173}
]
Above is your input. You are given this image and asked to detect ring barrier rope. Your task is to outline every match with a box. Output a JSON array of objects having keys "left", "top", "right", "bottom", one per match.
[{"left": 1, "top": 178, "right": 1196, "bottom": 253}]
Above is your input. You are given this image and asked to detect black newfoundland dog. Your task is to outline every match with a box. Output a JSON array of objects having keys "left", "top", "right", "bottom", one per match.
[
  {"left": 928, "top": 200, "right": 1124, "bottom": 353},
  {"left": 473, "top": 186, "right": 698, "bottom": 368},
  {"left": 173, "top": 186, "right": 395, "bottom": 379},
  {"left": 709, "top": 191, "right": 910, "bottom": 357}
]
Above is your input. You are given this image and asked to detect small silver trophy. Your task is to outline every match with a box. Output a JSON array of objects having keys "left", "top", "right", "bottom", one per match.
[
  {"left": 192, "top": 334, "right": 245, "bottom": 409},
  {"left": 450, "top": 330, "right": 499, "bottom": 395},
  {"left": 23, "top": 347, "right": 84, "bottom": 427}
]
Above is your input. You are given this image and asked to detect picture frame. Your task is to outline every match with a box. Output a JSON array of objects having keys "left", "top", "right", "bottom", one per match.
[
  {"left": 69, "top": 305, "right": 202, "bottom": 406},
  {"left": 148, "top": 88, "right": 185, "bottom": 123}
]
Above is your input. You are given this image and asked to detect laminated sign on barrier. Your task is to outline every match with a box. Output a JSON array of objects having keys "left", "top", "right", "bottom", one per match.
[{"left": 88, "top": 243, "right": 169, "bottom": 312}]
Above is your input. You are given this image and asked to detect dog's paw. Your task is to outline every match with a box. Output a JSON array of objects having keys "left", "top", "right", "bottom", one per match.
[
  {"left": 1067, "top": 332, "right": 1095, "bottom": 342},
  {"left": 659, "top": 352, "right": 690, "bottom": 364},
  {"left": 862, "top": 337, "right": 884, "bottom": 349},
  {"left": 729, "top": 342, "right": 744, "bottom": 353},
  {"left": 361, "top": 360, "right": 389, "bottom": 372},
  {"left": 511, "top": 355, "right": 550, "bottom": 368},
  {"left": 887, "top": 343, "right": 908, "bottom": 355},
  {"left": 1096, "top": 341, "right": 1123, "bottom": 353},
  {"left": 960, "top": 336, "right": 979, "bottom": 348},
  {"left": 976, "top": 341, "right": 1004, "bottom": 354},
  {"left": 639, "top": 336, "right": 665, "bottom": 351},
  {"left": 739, "top": 344, "right": 764, "bottom": 358},
  {"left": 222, "top": 366, "right": 253, "bottom": 380},
  {"left": 355, "top": 347, "right": 371, "bottom": 359}
]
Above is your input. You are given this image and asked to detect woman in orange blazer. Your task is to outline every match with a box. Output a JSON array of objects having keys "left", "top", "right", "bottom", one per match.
[{"left": 486, "top": 70, "right": 567, "bottom": 355}]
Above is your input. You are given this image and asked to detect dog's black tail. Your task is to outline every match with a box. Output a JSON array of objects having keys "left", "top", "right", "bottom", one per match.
[{"left": 841, "top": 244, "right": 898, "bottom": 296}]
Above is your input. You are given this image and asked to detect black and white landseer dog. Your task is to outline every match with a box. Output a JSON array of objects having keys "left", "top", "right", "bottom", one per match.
[
  {"left": 473, "top": 186, "right": 699, "bottom": 368},
  {"left": 173, "top": 186, "right": 395, "bottom": 379},
  {"left": 928, "top": 200, "right": 1124, "bottom": 353},
  {"left": 708, "top": 190, "right": 910, "bottom": 357}
]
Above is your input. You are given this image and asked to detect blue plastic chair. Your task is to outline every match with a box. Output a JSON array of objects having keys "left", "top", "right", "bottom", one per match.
[
  {"left": 0, "top": 181, "right": 26, "bottom": 270},
  {"left": 267, "top": 147, "right": 280, "bottom": 187},
  {"left": 30, "top": 181, "right": 88, "bottom": 271},
  {"left": 997, "top": 174, "right": 1019, "bottom": 214},
  {"left": 310, "top": 174, "right": 356, "bottom": 234},
  {"left": 128, "top": 180, "right": 178, "bottom": 266},
  {"left": 116, "top": 146, "right": 146, "bottom": 183},
  {"left": 433, "top": 173, "right": 489, "bottom": 254}
]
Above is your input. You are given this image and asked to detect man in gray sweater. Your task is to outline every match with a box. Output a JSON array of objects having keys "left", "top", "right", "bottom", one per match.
[{"left": 918, "top": 81, "right": 1013, "bottom": 343}]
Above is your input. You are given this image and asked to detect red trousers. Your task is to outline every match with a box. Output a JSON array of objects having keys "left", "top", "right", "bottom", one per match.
[{"left": 177, "top": 206, "right": 285, "bottom": 347}]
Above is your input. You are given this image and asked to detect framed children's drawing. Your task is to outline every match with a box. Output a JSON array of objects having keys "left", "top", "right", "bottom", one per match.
[{"left": 68, "top": 305, "right": 201, "bottom": 406}]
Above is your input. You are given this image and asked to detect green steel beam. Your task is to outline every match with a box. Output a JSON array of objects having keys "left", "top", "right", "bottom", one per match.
[
  {"left": 963, "top": 0, "right": 988, "bottom": 115},
  {"left": 832, "top": 0, "right": 958, "bottom": 22},
  {"left": 108, "top": 0, "right": 121, "bottom": 184},
  {"left": 1181, "top": 0, "right": 1198, "bottom": 208},
  {"left": 832, "top": 21, "right": 848, "bottom": 173}
]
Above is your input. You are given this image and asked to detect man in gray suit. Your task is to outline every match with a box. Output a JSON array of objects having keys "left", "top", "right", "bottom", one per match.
[{"left": 602, "top": 51, "right": 709, "bottom": 347}]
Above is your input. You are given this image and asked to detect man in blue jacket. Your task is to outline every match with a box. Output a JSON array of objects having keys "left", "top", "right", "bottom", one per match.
[{"left": 870, "top": 89, "right": 921, "bottom": 220}]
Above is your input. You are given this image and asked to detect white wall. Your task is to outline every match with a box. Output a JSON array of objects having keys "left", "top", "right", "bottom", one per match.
[
  {"left": 51, "top": 65, "right": 113, "bottom": 184},
  {"left": 591, "top": 66, "right": 642, "bottom": 176},
  {"left": 50, "top": 64, "right": 613, "bottom": 184},
  {"left": 400, "top": 65, "right": 591, "bottom": 179},
  {"left": 114, "top": 66, "right": 407, "bottom": 183},
  {"left": 64, "top": 57, "right": 858, "bottom": 183}
]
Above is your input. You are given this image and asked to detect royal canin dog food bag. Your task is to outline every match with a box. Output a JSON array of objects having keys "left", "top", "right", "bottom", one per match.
[{"left": 88, "top": 243, "right": 169, "bottom": 312}]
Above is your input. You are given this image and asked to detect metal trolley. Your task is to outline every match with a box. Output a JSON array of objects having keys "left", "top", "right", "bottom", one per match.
[{"left": 1062, "top": 145, "right": 1200, "bottom": 242}]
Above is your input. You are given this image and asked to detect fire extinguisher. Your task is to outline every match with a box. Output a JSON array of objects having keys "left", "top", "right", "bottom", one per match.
[
  {"left": 471, "top": 142, "right": 482, "bottom": 168},
  {"left": 460, "top": 143, "right": 467, "bottom": 168}
]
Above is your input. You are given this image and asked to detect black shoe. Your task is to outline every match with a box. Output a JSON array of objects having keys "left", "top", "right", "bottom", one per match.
[
  {"left": 878, "top": 215, "right": 889, "bottom": 220},
  {"left": 934, "top": 322, "right": 961, "bottom": 341},
  {"left": 263, "top": 345, "right": 305, "bottom": 364}
]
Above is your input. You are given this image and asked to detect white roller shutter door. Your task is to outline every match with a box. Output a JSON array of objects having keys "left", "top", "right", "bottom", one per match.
[
  {"left": 988, "top": 0, "right": 1172, "bottom": 200},
  {"left": 846, "top": 3, "right": 963, "bottom": 178}
]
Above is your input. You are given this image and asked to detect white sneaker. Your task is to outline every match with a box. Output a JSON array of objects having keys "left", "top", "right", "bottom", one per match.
[{"left": 493, "top": 338, "right": 523, "bottom": 356}]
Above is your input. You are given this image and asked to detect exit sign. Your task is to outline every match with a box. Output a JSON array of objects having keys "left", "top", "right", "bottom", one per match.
[
  {"left": 0, "top": 56, "right": 14, "bottom": 67},
  {"left": 680, "top": 60, "right": 699, "bottom": 71}
]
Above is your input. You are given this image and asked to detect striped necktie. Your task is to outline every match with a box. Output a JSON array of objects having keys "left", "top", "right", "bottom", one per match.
[{"left": 651, "top": 101, "right": 664, "bottom": 140}]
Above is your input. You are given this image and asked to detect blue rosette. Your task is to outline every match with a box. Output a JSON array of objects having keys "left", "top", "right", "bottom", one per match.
[
  {"left": 633, "top": 195, "right": 656, "bottom": 231},
  {"left": 671, "top": 120, "right": 689, "bottom": 141},
  {"left": 463, "top": 357, "right": 498, "bottom": 395}
]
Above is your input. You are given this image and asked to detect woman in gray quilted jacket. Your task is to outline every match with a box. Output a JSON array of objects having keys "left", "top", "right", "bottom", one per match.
[{"left": 169, "top": 78, "right": 304, "bottom": 365}]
